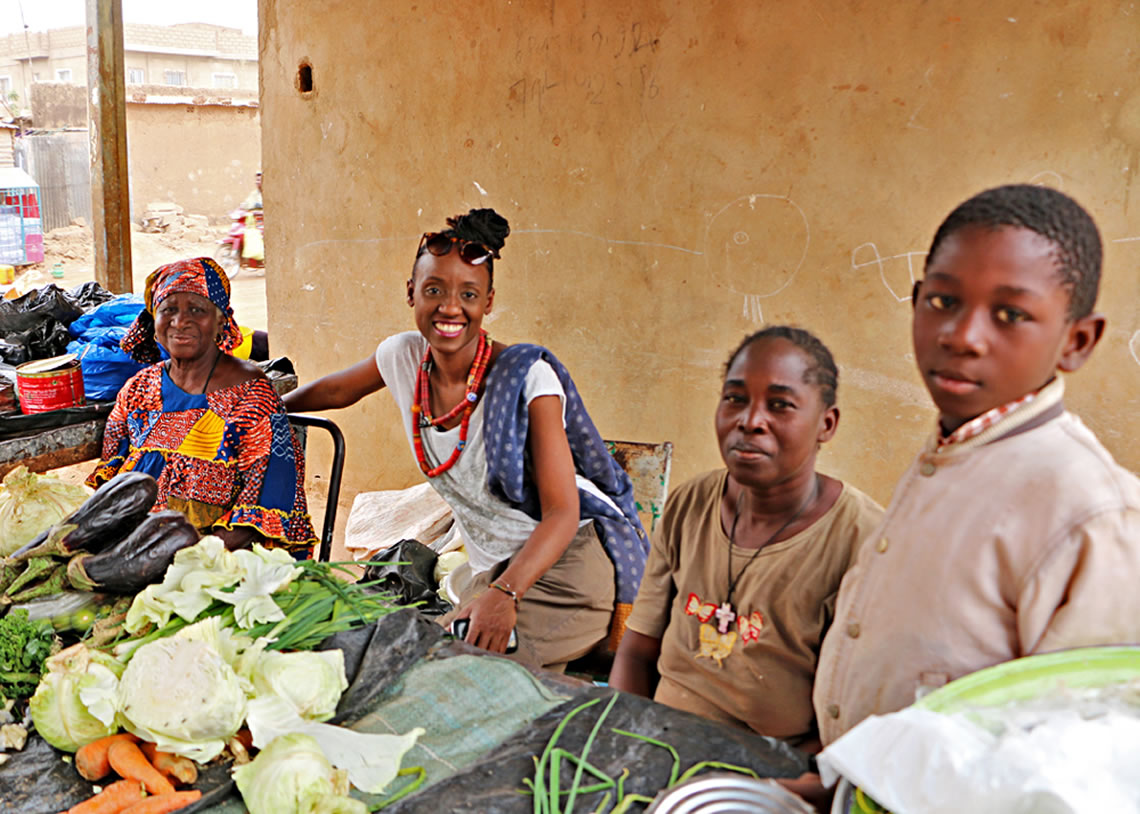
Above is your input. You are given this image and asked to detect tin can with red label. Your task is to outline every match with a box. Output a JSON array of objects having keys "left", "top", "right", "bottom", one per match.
[{"left": 16, "top": 354, "right": 86, "bottom": 414}]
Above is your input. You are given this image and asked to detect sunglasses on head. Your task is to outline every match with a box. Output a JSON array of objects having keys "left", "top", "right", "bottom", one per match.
[{"left": 418, "top": 232, "right": 499, "bottom": 266}]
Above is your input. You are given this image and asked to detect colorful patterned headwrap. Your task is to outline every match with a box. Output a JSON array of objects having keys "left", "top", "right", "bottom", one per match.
[{"left": 121, "top": 257, "right": 243, "bottom": 363}]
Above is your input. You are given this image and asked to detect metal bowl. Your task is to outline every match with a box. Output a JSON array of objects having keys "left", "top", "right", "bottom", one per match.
[{"left": 645, "top": 773, "right": 816, "bottom": 814}]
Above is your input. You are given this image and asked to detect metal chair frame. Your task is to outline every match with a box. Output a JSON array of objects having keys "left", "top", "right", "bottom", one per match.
[{"left": 287, "top": 413, "right": 345, "bottom": 562}]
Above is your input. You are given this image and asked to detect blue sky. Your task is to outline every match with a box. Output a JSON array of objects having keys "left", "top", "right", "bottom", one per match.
[{"left": 0, "top": 0, "right": 258, "bottom": 38}]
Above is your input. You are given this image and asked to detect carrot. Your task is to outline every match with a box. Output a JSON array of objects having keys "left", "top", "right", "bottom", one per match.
[
  {"left": 232, "top": 727, "right": 253, "bottom": 751},
  {"left": 75, "top": 733, "right": 140, "bottom": 781},
  {"left": 65, "top": 778, "right": 146, "bottom": 814},
  {"left": 120, "top": 791, "right": 202, "bottom": 814},
  {"left": 107, "top": 740, "right": 176, "bottom": 797},
  {"left": 138, "top": 743, "right": 198, "bottom": 786}
]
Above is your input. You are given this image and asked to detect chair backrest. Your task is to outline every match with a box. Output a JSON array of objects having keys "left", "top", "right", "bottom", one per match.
[
  {"left": 288, "top": 414, "right": 345, "bottom": 562},
  {"left": 604, "top": 439, "right": 674, "bottom": 534}
]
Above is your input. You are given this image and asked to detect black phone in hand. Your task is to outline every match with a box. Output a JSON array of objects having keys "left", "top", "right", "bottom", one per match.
[{"left": 449, "top": 618, "right": 519, "bottom": 654}]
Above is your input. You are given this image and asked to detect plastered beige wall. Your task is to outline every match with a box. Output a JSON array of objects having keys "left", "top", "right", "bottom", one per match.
[
  {"left": 126, "top": 103, "right": 261, "bottom": 223},
  {"left": 260, "top": 0, "right": 1140, "bottom": 507}
]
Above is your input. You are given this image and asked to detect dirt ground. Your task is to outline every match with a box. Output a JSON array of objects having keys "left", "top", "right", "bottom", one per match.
[
  {"left": 21, "top": 226, "right": 357, "bottom": 561},
  {"left": 17, "top": 224, "right": 270, "bottom": 332}
]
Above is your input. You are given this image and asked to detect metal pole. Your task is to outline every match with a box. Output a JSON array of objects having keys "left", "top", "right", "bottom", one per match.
[
  {"left": 16, "top": 0, "right": 33, "bottom": 131},
  {"left": 86, "top": 0, "right": 132, "bottom": 293}
]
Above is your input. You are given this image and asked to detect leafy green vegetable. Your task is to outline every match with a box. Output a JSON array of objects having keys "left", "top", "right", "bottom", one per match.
[
  {"left": 115, "top": 540, "right": 407, "bottom": 661},
  {"left": 209, "top": 545, "right": 304, "bottom": 628},
  {"left": 249, "top": 648, "right": 348, "bottom": 722},
  {"left": 125, "top": 536, "right": 244, "bottom": 632},
  {"left": 233, "top": 732, "right": 367, "bottom": 814},
  {"left": 28, "top": 643, "right": 123, "bottom": 752},
  {"left": 245, "top": 695, "right": 423, "bottom": 794},
  {"left": 0, "top": 608, "right": 58, "bottom": 701},
  {"left": 0, "top": 466, "right": 92, "bottom": 556},
  {"left": 116, "top": 626, "right": 248, "bottom": 762}
]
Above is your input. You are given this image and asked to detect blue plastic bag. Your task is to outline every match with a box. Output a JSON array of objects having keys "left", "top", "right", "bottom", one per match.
[
  {"left": 68, "top": 294, "right": 147, "bottom": 337},
  {"left": 66, "top": 295, "right": 165, "bottom": 400}
]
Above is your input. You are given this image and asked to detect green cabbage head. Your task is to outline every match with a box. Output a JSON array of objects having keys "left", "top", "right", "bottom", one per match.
[
  {"left": 250, "top": 649, "right": 348, "bottom": 721},
  {"left": 233, "top": 732, "right": 367, "bottom": 814},
  {"left": 29, "top": 643, "right": 123, "bottom": 752},
  {"left": 117, "top": 635, "right": 247, "bottom": 762},
  {"left": 0, "top": 466, "right": 91, "bottom": 556}
]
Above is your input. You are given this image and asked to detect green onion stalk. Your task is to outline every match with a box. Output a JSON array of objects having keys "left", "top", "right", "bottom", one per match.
[
  {"left": 524, "top": 693, "right": 763, "bottom": 814},
  {"left": 109, "top": 561, "right": 412, "bottom": 661}
]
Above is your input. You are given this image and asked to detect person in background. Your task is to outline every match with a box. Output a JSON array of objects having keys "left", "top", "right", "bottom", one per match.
[
  {"left": 284, "top": 208, "right": 648, "bottom": 671},
  {"left": 89, "top": 257, "right": 315, "bottom": 553},
  {"left": 241, "top": 171, "right": 263, "bottom": 211},
  {"left": 238, "top": 171, "right": 265, "bottom": 265},
  {"left": 611, "top": 326, "right": 883, "bottom": 750},
  {"left": 815, "top": 184, "right": 1140, "bottom": 747}
]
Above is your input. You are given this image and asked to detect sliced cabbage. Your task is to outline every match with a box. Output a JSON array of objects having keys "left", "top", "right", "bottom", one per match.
[
  {"left": 246, "top": 695, "right": 423, "bottom": 794},
  {"left": 250, "top": 649, "right": 347, "bottom": 721},
  {"left": 124, "top": 535, "right": 243, "bottom": 633},
  {"left": 117, "top": 634, "right": 246, "bottom": 762},
  {"left": 233, "top": 732, "right": 367, "bottom": 814},
  {"left": 0, "top": 466, "right": 92, "bottom": 556},
  {"left": 206, "top": 545, "right": 303, "bottom": 628},
  {"left": 29, "top": 643, "right": 124, "bottom": 752}
]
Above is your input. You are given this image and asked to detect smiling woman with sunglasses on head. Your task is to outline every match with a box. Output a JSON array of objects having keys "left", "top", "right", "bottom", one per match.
[{"left": 284, "top": 208, "right": 648, "bottom": 671}]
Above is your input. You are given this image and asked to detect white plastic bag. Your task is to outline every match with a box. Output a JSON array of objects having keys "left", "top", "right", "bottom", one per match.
[{"left": 344, "top": 482, "right": 454, "bottom": 561}]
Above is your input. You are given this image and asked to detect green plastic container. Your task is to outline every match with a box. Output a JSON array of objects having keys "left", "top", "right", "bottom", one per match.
[
  {"left": 915, "top": 646, "right": 1140, "bottom": 713},
  {"left": 847, "top": 646, "right": 1140, "bottom": 814}
]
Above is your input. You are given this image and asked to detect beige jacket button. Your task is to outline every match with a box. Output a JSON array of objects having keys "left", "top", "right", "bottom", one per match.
[
  {"left": 920, "top": 461, "right": 936, "bottom": 476},
  {"left": 826, "top": 703, "right": 840, "bottom": 719},
  {"left": 847, "top": 622, "right": 861, "bottom": 639},
  {"left": 876, "top": 537, "right": 889, "bottom": 554}
]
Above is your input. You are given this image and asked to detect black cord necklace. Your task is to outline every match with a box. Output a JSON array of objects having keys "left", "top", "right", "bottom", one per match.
[
  {"left": 717, "top": 474, "right": 820, "bottom": 635},
  {"left": 166, "top": 349, "right": 222, "bottom": 395}
]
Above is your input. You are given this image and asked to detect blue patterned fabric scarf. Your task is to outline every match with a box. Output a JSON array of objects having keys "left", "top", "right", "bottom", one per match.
[{"left": 482, "top": 344, "right": 649, "bottom": 605}]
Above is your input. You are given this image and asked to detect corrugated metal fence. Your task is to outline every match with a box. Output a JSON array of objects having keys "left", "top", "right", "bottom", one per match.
[{"left": 14, "top": 131, "right": 91, "bottom": 232}]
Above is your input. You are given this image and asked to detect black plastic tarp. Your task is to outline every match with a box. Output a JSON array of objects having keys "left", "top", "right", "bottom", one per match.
[{"left": 2, "top": 609, "right": 810, "bottom": 814}]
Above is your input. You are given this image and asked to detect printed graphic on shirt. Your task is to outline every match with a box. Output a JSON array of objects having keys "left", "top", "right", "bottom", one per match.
[
  {"left": 684, "top": 592, "right": 716, "bottom": 622},
  {"left": 738, "top": 610, "right": 765, "bottom": 643},
  {"left": 685, "top": 591, "right": 765, "bottom": 666},
  {"left": 696, "top": 623, "right": 737, "bottom": 666}
]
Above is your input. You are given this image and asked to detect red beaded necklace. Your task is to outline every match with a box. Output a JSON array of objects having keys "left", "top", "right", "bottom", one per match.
[{"left": 411, "top": 331, "right": 493, "bottom": 477}]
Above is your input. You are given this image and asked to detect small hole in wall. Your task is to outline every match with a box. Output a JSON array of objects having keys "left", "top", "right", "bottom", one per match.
[{"left": 297, "top": 61, "right": 314, "bottom": 95}]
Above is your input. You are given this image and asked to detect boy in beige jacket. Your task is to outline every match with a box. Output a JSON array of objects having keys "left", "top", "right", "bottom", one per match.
[{"left": 815, "top": 184, "right": 1140, "bottom": 746}]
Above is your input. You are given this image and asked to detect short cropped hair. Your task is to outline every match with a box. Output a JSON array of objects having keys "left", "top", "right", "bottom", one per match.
[
  {"left": 925, "top": 184, "right": 1102, "bottom": 319},
  {"left": 724, "top": 325, "right": 838, "bottom": 408}
]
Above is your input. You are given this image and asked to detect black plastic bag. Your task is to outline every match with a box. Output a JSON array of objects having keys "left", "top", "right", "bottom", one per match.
[
  {"left": 362, "top": 538, "right": 453, "bottom": 615},
  {"left": 257, "top": 356, "right": 295, "bottom": 376},
  {"left": 0, "top": 285, "right": 85, "bottom": 334},
  {"left": 0, "top": 362, "right": 16, "bottom": 412},
  {"left": 67, "top": 281, "right": 115, "bottom": 312},
  {"left": 0, "top": 285, "right": 97, "bottom": 365}
]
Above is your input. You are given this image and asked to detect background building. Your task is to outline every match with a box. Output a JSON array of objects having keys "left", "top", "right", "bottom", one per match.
[{"left": 0, "top": 22, "right": 257, "bottom": 112}]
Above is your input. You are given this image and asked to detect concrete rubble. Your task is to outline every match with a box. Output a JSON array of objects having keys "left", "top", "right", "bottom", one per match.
[{"left": 140, "top": 202, "right": 214, "bottom": 242}]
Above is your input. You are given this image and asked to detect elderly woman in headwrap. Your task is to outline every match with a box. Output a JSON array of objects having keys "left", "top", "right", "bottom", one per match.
[{"left": 88, "top": 257, "right": 316, "bottom": 552}]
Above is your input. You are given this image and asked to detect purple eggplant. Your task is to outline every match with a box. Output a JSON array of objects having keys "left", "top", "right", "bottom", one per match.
[{"left": 66, "top": 511, "right": 198, "bottom": 594}]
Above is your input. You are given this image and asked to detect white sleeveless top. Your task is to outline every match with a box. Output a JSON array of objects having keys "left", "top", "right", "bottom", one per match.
[{"left": 375, "top": 332, "right": 616, "bottom": 574}]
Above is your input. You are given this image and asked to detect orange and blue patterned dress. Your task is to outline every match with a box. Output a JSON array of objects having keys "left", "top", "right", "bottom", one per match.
[{"left": 88, "top": 363, "right": 317, "bottom": 551}]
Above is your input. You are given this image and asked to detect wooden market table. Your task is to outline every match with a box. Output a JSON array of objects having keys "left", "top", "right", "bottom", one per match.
[{"left": 0, "top": 417, "right": 108, "bottom": 479}]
